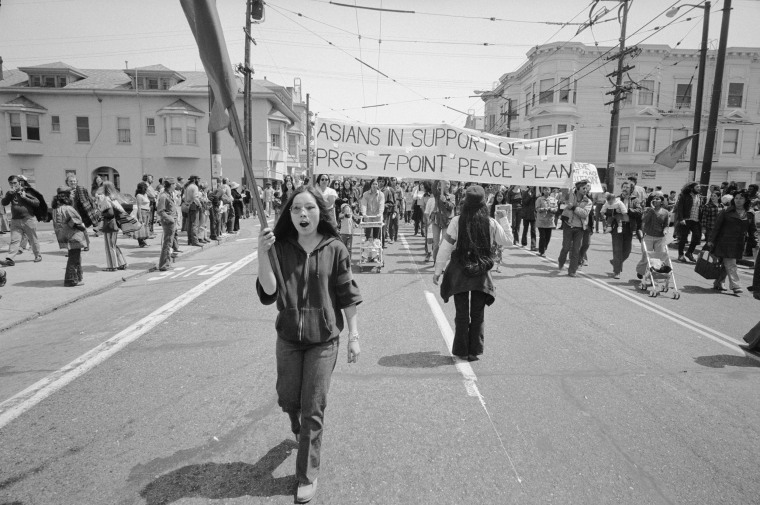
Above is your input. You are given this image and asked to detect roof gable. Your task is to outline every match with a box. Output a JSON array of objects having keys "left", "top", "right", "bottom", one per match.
[
  {"left": 157, "top": 98, "right": 204, "bottom": 116},
  {"left": 0, "top": 95, "right": 47, "bottom": 112}
]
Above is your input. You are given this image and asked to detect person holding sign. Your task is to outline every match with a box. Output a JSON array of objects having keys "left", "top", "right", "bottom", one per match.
[
  {"left": 506, "top": 186, "right": 523, "bottom": 244},
  {"left": 433, "top": 185, "right": 512, "bottom": 361},
  {"left": 557, "top": 180, "right": 592, "bottom": 277}
]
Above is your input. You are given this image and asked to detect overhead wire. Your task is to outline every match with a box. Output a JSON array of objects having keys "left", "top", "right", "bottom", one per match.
[
  {"left": 484, "top": 0, "right": 702, "bottom": 135},
  {"left": 352, "top": 0, "right": 368, "bottom": 122},
  {"left": 301, "top": 0, "right": 615, "bottom": 27},
  {"left": 266, "top": 2, "right": 470, "bottom": 119},
  {"left": 374, "top": 0, "right": 383, "bottom": 123}
]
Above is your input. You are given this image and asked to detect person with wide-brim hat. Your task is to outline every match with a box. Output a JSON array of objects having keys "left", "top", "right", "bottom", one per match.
[{"left": 433, "top": 185, "right": 512, "bottom": 361}]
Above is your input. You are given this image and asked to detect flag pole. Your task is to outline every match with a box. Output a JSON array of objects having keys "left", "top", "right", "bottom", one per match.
[{"left": 227, "top": 103, "right": 285, "bottom": 288}]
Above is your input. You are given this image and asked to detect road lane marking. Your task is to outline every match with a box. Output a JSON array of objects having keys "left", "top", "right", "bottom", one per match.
[
  {"left": 532, "top": 249, "right": 760, "bottom": 362},
  {"left": 398, "top": 233, "right": 524, "bottom": 485},
  {"left": 0, "top": 251, "right": 259, "bottom": 429}
]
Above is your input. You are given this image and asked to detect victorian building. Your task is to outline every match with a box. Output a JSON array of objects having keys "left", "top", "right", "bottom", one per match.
[
  {"left": 0, "top": 60, "right": 307, "bottom": 198},
  {"left": 475, "top": 41, "right": 760, "bottom": 192}
]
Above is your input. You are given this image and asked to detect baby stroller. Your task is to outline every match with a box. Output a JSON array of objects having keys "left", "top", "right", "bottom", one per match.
[
  {"left": 357, "top": 215, "right": 384, "bottom": 273},
  {"left": 638, "top": 238, "right": 680, "bottom": 299}
]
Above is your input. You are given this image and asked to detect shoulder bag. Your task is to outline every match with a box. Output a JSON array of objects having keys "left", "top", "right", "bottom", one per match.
[
  {"left": 694, "top": 247, "right": 724, "bottom": 280},
  {"left": 116, "top": 206, "right": 142, "bottom": 233}
]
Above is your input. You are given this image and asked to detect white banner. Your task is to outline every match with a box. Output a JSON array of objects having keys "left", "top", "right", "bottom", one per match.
[{"left": 314, "top": 119, "right": 574, "bottom": 185}]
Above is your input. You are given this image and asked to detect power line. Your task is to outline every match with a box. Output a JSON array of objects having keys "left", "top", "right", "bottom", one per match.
[
  {"left": 266, "top": 2, "right": 470, "bottom": 118},
  {"left": 484, "top": 0, "right": 702, "bottom": 135}
]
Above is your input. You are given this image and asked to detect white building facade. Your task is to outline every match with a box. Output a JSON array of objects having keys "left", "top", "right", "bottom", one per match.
[
  {"left": 0, "top": 62, "right": 306, "bottom": 198},
  {"left": 476, "top": 42, "right": 760, "bottom": 193}
]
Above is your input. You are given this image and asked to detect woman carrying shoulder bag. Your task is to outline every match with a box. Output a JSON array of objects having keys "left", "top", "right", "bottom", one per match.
[
  {"left": 98, "top": 181, "right": 128, "bottom": 272},
  {"left": 707, "top": 190, "right": 757, "bottom": 294},
  {"left": 433, "top": 185, "right": 512, "bottom": 361}
]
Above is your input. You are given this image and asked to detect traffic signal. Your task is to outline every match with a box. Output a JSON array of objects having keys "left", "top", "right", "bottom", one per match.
[{"left": 251, "top": 0, "right": 265, "bottom": 22}]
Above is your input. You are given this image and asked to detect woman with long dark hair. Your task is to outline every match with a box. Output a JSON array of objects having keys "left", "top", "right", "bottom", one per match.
[
  {"left": 708, "top": 190, "right": 757, "bottom": 294},
  {"left": 97, "top": 181, "right": 128, "bottom": 271},
  {"left": 433, "top": 185, "right": 511, "bottom": 361},
  {"left": 257, "top": 184, "right": 362, "bottom": 503},
  {"left": 134, "top": 182, "right": 151, "bottom": 248},
  {"left": 489, "top": 190, "right": 506, "bottom": 271}
]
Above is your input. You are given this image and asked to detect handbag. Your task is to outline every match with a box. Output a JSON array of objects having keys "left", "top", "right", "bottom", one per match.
[
  {"left": 116, "top": 207, "right": 142, "bottom": 233},
  {"left": 694, "top": 248, "right": 724, "bottom": 280},
  {"left": 458, "top": 248, "right": 494, "bottom": 277}
]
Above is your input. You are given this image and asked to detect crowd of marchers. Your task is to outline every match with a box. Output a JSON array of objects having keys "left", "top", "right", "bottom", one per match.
[
  {"left": 0, "top": 173, "right": 260, "bottom": 286},
  {"left": 261, "top": 173, "right": 759, "bottom": 299}
]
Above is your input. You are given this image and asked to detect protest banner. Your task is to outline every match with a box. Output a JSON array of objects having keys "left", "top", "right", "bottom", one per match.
[
  {"left": 314, "top": 119, "right": 574, "bottom": 185},
  {"left": 565, "top": 162, "right": 604, "bottom": 193}
]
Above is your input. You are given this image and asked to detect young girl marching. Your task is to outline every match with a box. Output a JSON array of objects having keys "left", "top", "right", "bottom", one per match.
[{"left": 257, "top": 184, "right": 362, "bottom": 503}]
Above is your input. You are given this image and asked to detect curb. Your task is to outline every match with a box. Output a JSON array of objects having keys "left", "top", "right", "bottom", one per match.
[{"left": 0, "top": 235, "right": 230, "bottom": 334}]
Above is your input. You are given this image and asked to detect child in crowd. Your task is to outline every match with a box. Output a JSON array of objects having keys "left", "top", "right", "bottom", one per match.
[
  {"left": 339, "top": 203, "right": 355, "bottom": 256},
  {"left": 601, "top": 193, "right": 628, "bottom": 233}
]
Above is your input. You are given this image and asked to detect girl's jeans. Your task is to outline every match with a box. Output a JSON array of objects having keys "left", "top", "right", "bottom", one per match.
[{"left": 276, "top": 337, "right": 339, "bottom": 485}]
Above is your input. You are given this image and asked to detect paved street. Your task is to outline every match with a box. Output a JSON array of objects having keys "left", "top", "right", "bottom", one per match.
[{"left": 0, "top": 218, "right": 759, "bottom": 505}]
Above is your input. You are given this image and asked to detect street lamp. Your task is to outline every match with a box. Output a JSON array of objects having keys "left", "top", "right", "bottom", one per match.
[{"left": 667, "top": 2, "right": 710, "bottom": 183}]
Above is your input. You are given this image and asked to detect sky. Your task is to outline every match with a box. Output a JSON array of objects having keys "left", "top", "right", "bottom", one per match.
[{"left": 1, "top": 0, "right": 759, "bottom": 127}]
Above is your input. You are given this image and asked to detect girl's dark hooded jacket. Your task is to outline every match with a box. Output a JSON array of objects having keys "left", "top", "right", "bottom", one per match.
[{"left": 256, "top": 235, "right": 362, "bottom": 344}]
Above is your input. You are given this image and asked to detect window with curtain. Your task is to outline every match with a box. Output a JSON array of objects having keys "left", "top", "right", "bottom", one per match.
[
  {"left": 676, "top": 83, "right": 692, "bottom": 109},
  {"left": 727, "top": 83, "right": 744, "bottom": 108},
  {"left": 26, "top": 114, "right": 40, "bottom": 141},
  {"left": 536, "top": 125, "right": 552, "bottom": 138},
  {"left": 619, "top": 127, "right": 630, "bottom": 152},
  {"left": 167, "top": 117, "right": 183, "bottom": 144},
  {"left": 117, "top": 117, "right": 131, "bottom": 143},
  {"left": 9, "top": 113, "right": 22, "bottom": 140},
  {"left": 638, "top": 80, "right": 654, "bottom": 106},
  {"left": 559, "top": 78, "right": 571, "bottom": 103},
  {"left": 539, "top": 78, "right": 554, "bottom": 104},
  {"left": 634, "top": 127, "right": 651, "bottom": 152},
  {"left": 186, "top": 117, "right": 197, "bottom": 145},
  {"left": 722, "top": 129, "right": 739, "bottom": 154}
]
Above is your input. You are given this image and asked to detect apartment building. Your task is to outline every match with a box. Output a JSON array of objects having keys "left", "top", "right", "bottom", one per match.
[
  {"left": 0, "top": 61, "right": 306, "bottom": 198},
  {"left": 476, "top": 42, "right": 760, "bottom": 193}
]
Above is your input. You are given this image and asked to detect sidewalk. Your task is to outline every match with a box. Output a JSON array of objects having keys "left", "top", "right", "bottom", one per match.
[{"left": 0, "top": 221, "right": 239, "bottom": 332}]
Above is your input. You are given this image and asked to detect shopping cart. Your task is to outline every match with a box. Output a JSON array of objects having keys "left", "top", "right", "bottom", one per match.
[
  {"left": 357, "top": 215, "right": 384, "bottom": 272},
  {"left": 638, "top": 237, "right": 680, "bottom": 299}
]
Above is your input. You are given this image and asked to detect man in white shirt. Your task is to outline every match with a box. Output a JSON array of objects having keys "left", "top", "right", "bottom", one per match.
[
  {"left": 183, "top": 175, "right": 204, "bottom": 246},
  {"left": 315, "top": 174, "right": 338, "bottom": 226}
]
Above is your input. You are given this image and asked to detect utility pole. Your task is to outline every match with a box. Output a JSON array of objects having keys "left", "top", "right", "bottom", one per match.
[
  {"left": 209, "top": 84, "right": 222, "bottom": 181},
  {"left": 688, "top": 1, "right": 711, "bottom": 183},
  {"left": 243, "top": 0, "right": 252, "bottom": 185},
  {"left": 306, "top": 93, "right": 312, "bottom": 183},
  {"left": 605, "top": 0, "right": 631, "bottom": 193},
  {"left": 699, "top": 0, "right": 732, "bottom": 196}
]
